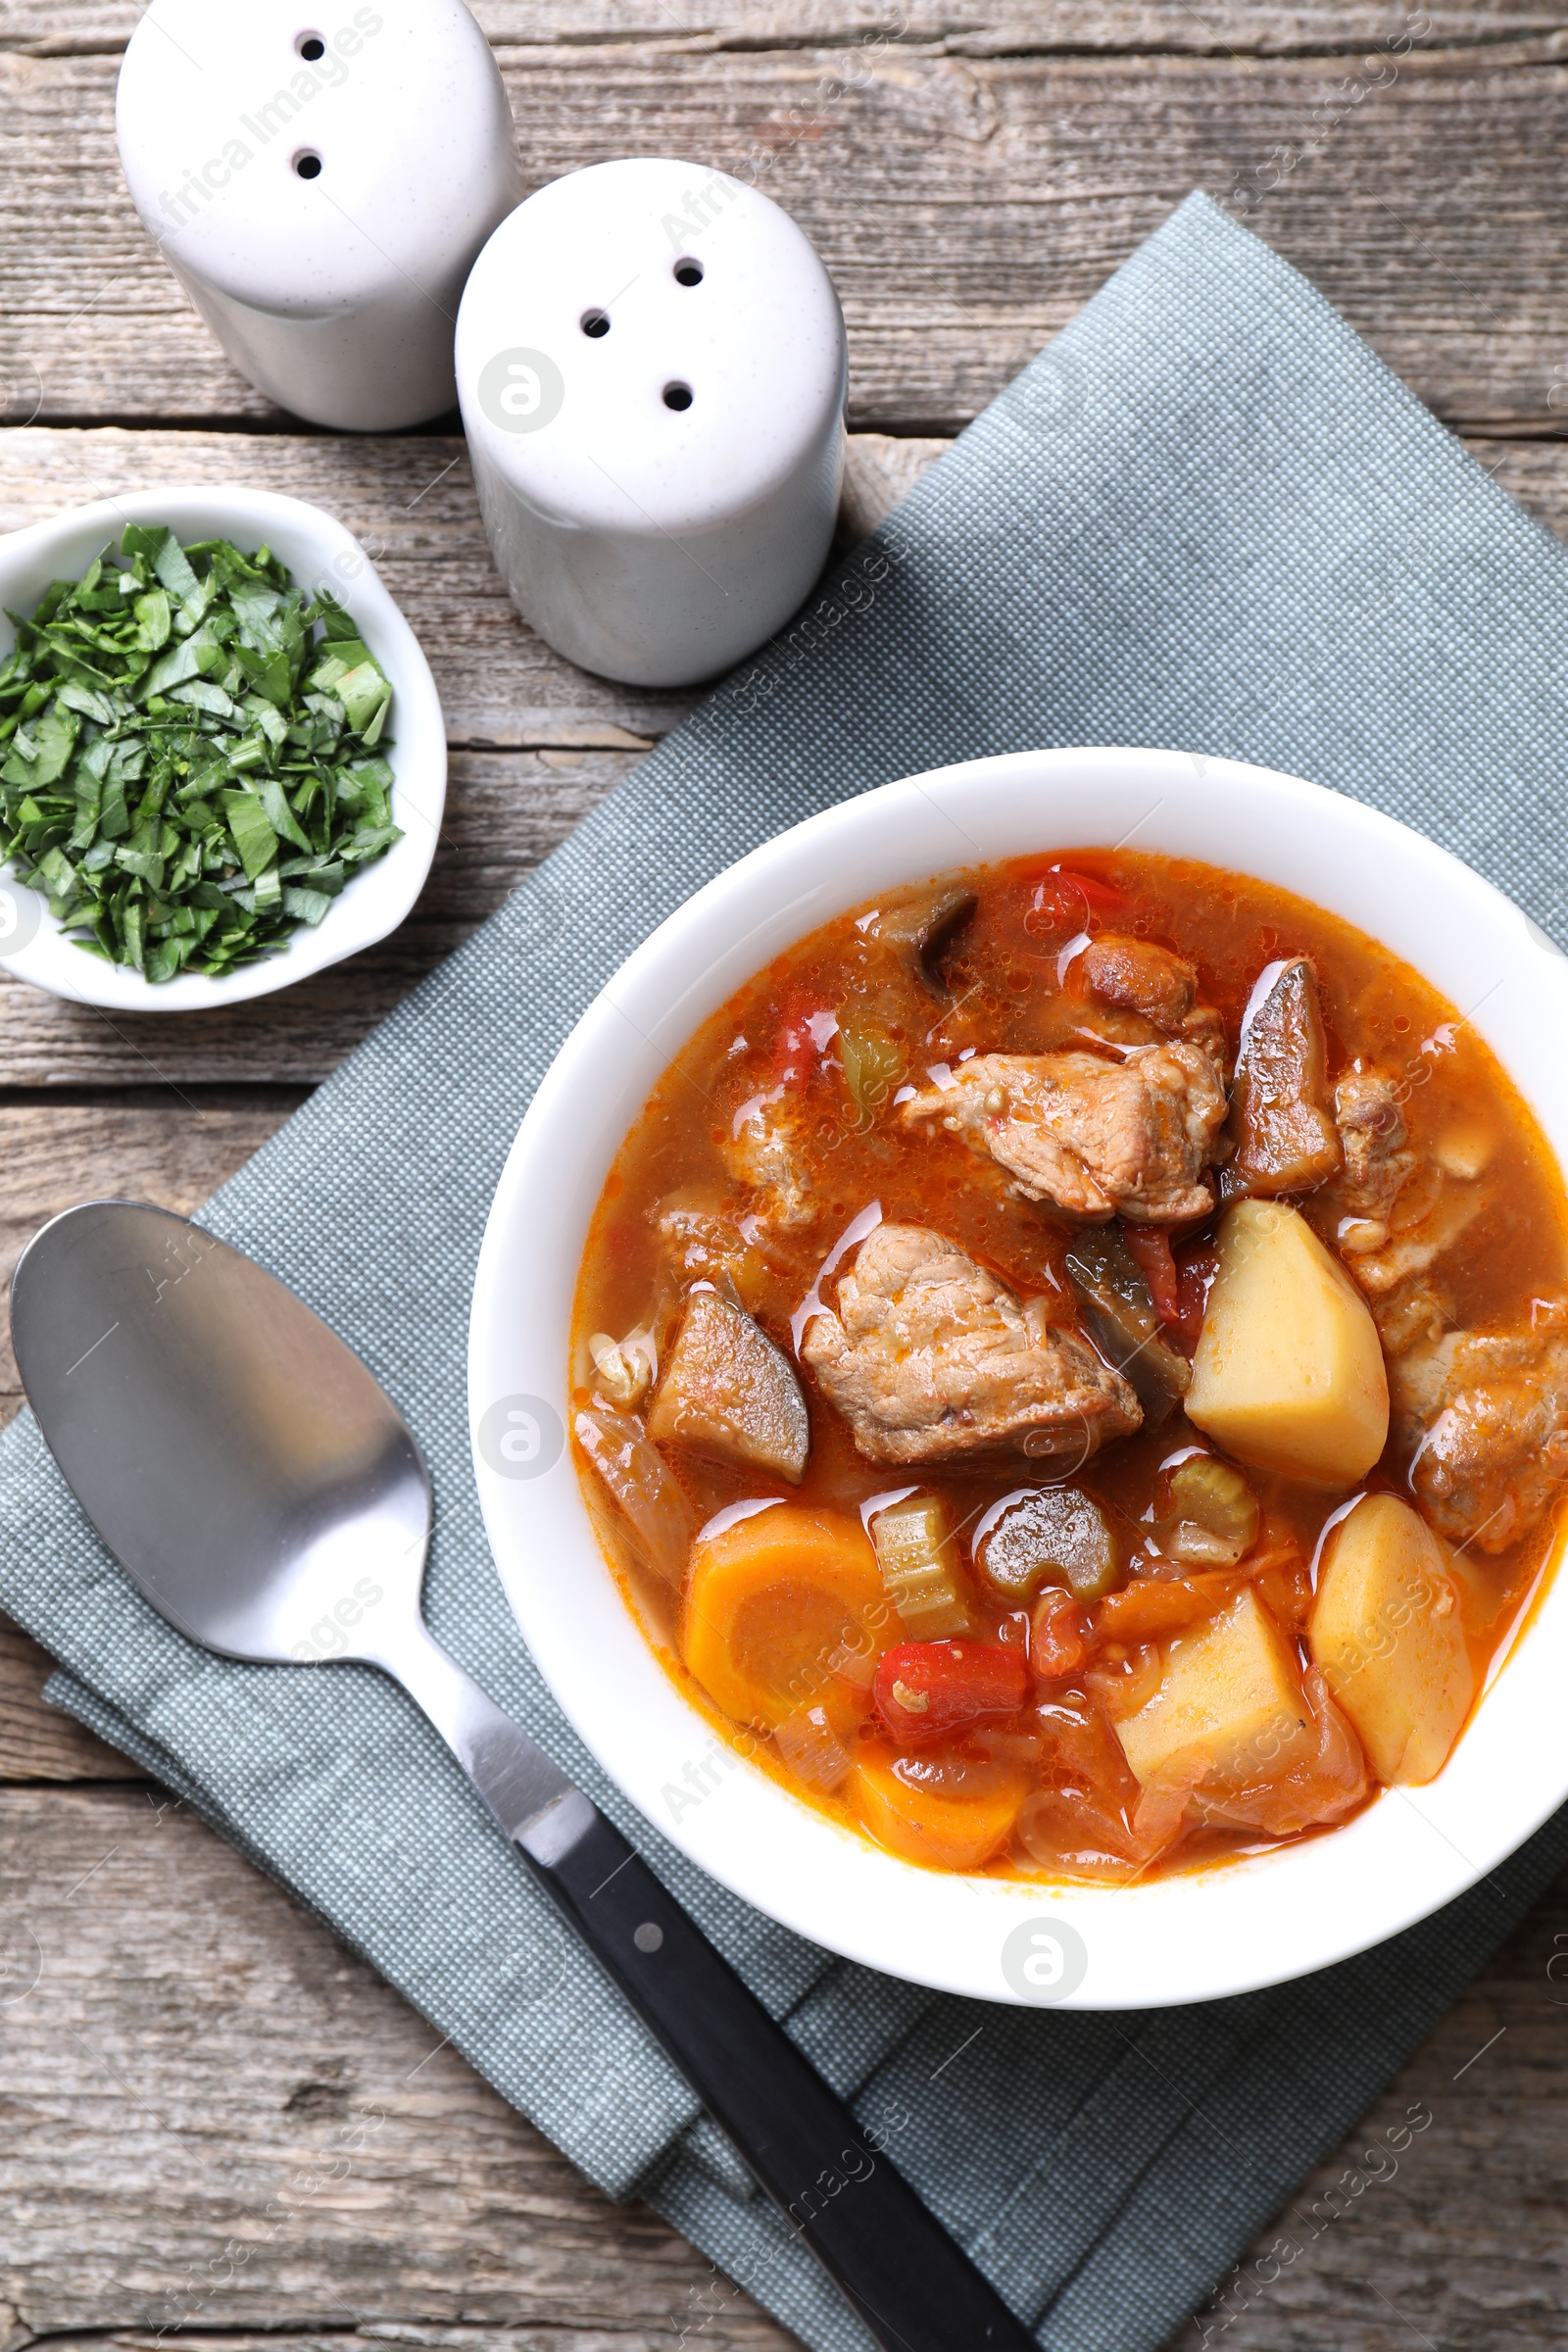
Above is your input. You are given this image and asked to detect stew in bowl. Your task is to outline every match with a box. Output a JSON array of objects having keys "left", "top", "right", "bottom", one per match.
[{"left": 471, "top": 749, "right": 1568, "bottom": 2004}]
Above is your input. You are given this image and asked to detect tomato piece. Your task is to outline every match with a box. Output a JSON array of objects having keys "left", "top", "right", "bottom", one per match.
[
  {"left": 872, "top": 1640, "right": 1028, "bottom": 1747},
  {"left": 1050, "top": 863, "right": 1129, "bottom": 916},
  {"left": 1174, "top": 1246, "right": 1218, "bottom": 1355},
  {"left": 1124, "top": 1226, "right": 1180, "bottom": 1325},
  {"left": 1092, "top": 1568, "right": 1244, "bottom": 1645},
  {"left": 1029, "top": 1585, "right": 1091, "bottom": 1682},
  {"left": 1024, "top": 865, "right": 1131, "bottom": 942}
]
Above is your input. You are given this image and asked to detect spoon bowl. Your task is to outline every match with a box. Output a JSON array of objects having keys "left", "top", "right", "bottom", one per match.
[
  {"left": 8, "top": 1198, "right": 1048, "bottom": 2352},
  {"left": 11, "top": 1201, "right": 428, "bottom": 1667}
]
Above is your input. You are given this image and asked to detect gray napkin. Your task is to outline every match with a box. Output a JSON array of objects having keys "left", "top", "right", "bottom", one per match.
[{"left": 6, "top": 188, "right": 1568, "bottom": 2352}]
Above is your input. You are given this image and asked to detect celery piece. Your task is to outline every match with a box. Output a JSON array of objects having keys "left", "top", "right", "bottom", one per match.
[
  {"left": 872, "top": 1494, "right": 972, "bottom": 1638},
  {"left": 838, "top": 1012, "right": 906, "bottom": 1121}
]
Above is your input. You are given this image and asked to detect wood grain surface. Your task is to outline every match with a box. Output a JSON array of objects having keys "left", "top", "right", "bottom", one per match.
[
  {"left": 4, "top": 3, "right": 1568, "bottom": 2348},
  {"left": 7, "top": 30, "right": 1568, "bottom": 433}
]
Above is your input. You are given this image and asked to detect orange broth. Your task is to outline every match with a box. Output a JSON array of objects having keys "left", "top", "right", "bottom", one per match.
[{"left": 569, "top": 850, "right": 1568, "bottom": 1883}]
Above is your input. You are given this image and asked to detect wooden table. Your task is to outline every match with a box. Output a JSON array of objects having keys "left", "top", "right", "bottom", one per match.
[{"left": 5, "top": 7, "right": 1568, "bottom": 2346}]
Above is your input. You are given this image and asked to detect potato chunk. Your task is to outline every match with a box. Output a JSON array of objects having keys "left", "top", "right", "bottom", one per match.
[
  {"left": 1115, "top": 1586, "right": 1314, "bottom": 1788},
  {"left": 1309, "top": 1494, "right": 1474, "bottom": 1785},
  {"left": 648, "top": 1292, "right": 809, "bottom": 1483},
  {"left": 1185, "top": 1200, "right": 1389, "bottom": 1485}
]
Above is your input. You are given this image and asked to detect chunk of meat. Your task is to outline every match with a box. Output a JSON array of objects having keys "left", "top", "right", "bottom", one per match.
[
  {"left": 1316, "top": 1067, "right": 1482, "bottom": 1300},
  {"left": 1349, "top": 1166, "right": 1483, "bottom": 1298},
  {"left": 1372, "top": 1272, "right": 1452, "bottom": 1356},
  {"left": 655, "top": 1189, "right": 768, "bottom": 1311},
  {"left": 1179, "top": 1002, "right": 1231, "bottom": 1075},
  {"left": 1391, "top": 1313, "right": 1568, "bottom": 1552},
  {"left": 1333, "top": 1067, "right": 1417, "bottom": 1223},
  {"left": 800, "top": 1222, "right": 1142, "bottom": 1467},
  {"left": 1080, "top": 935, "right": 1197, "bottom": 1030},
  {"left": 1226, "top": 958, "right": 1342, "bottom": 1195},
  {"left": 902, "top": 1046, "right": 1227, "bottom": 1225},
  {"left": 1073, "top": 936, "right": 1230, "bottom": 1079},
  {"left": 720, "top": 1089, "right": 815, "bottom": 1228},
  {"left": 647, "top": 1291, "right": 810, "bottom": 1484}
]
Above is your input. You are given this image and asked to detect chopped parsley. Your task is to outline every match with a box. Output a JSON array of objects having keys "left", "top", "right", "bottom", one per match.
[{"left": 0, "top": 525, "right": 403, "bottom": 983}]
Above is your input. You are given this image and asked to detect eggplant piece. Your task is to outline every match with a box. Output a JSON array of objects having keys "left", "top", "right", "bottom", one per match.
[
  {"left": 1064, "top": 1228, "right": 1192, "bottom": 1426},
  {"left": 1228, "top": 957, "right": 1343, "bottom": 1196},
  {"left": 873, "top": 885, "right": 978, "bottom": 996},
  {"left": 647, "top": 1291, "right": 810, "bottom": 1483}
]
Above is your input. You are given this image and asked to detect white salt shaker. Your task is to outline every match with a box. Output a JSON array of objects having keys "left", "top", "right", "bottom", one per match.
[
  {"left": 116, "top": 0, "right": 523, "bottom": 432},
  {"left": 455, "top": 159, "right": 848, "bottom": 687}
]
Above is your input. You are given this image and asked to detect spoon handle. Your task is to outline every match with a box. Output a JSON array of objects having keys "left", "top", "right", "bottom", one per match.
[
  {"left": 384, "top": 1625, "right": 1033, "bottom": 2350},
  {"left": 517, "top": 1794, "right": 1038, "bottom": 2352}
]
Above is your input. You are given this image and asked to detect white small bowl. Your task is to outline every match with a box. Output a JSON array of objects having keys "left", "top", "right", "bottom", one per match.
[
  {"left": 469, "top": 747, "right": 1568, "bottom": 2008},
  {"left": 0, "top": 487, "right": 445, "bottom": 1009}
]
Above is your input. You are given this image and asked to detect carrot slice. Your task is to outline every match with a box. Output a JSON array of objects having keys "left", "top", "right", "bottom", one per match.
[
  {"left": 683, "top": 1504, "right": 890, "bottom": 1732},
  {"left": 1093, "top": 1570, "right": 1245, "bottom": 1646},
  {"left": 849, "top": 1743, "right": 1030, "bottom": 1872}
]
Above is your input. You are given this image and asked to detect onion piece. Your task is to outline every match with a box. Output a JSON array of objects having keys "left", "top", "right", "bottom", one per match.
[{"left": 574, "top": 1407, "right": 696, "bottom": 1586}]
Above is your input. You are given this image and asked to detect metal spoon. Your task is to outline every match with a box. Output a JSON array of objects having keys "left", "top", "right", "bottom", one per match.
[{"left": 11, "top": 1200, "right": 1035, "bottom": 2352}]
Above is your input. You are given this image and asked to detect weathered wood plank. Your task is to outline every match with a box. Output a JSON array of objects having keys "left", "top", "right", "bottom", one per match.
[
  {"left": 10, "top": 44, "right": 1568, "bottom": 431},
  {"left": 7, "top": 432, "right": 1568, "bottom": 1087},
  {"left": 0, "top": 428, "right": 938, "bottom": 1085},
  {"left": 4, "top": 1, "right": 1567, "bottom": 60},
  {"left": 1185, "top": 1883, "right": 1568, "bottom": 2348},
  {"left": 0, "top": 429, "right": 681, "bottom": 749},
  {"left": 0, "top": 427, "right": 940, "bottom": 746},
  {"left": 0, "top": 1786, "right": 795, "bottom": 2352},
  {"left": 3, "top": 1783, "right": 1567, "bottom": 2352},
  {"left": 0, "top": 746, "right": 623, "bottom": 1084},
  {"left": 0, "top": 1097, "right": 306, "bottom": 1411},
  {"left": 24, "top": 2331, "right": 791, "bottom": 2352}
]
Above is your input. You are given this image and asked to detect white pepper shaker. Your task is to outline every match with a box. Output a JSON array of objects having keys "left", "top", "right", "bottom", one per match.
[
  {"left": 455, "top": 159, "right": 848, "bottom": 687},
  {"left": 116, "top": 0, "right": 523, "bottom": 432}
]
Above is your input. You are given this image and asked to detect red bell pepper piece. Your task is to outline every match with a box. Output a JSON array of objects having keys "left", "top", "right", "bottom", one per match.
[
  {"left": 1025, "top": 865, "right": 1131, "bottom": 940},
  {"left": 872, "top": 1640, "right": 1029, "bottom": 1747},
  {"left": 1174, "top": 1246, "right": 1219, "bottom": 1355},
  {"left": 1123, "top": 1226, "right": 1180, "bottom": 1326}
]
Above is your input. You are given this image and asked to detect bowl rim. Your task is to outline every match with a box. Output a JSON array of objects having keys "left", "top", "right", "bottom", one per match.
[
  {"left": 0, "top": 485, "right": 446, "bottom": 1010},
  {"left": 468, "top": 745, "right": 1568, "bottom": 2009}
]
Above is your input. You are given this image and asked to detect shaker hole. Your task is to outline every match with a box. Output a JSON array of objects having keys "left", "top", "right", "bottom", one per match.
[
  {"left": 662, "top": 381, "right": 694, "bottom": 412},
  {"left": 673, "top": 258, "right": 705, "bottom": 287},
  {"left": 294, "top": 150, "right": 323, "bottom": 180},
  {"left": 580, "top": 309, "right": 611, "bottom": 339},
  {"left": 296, "top": 31, "right": 326, "bottom": 59}
]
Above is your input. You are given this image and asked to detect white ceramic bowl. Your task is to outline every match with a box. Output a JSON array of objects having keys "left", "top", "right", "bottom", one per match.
[
  {"left": 469, "top": 746, "right": 1568, "bottom": 2008},
  {"left": 0, "top": 488, "right": 445, "bottom": 1009}
]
